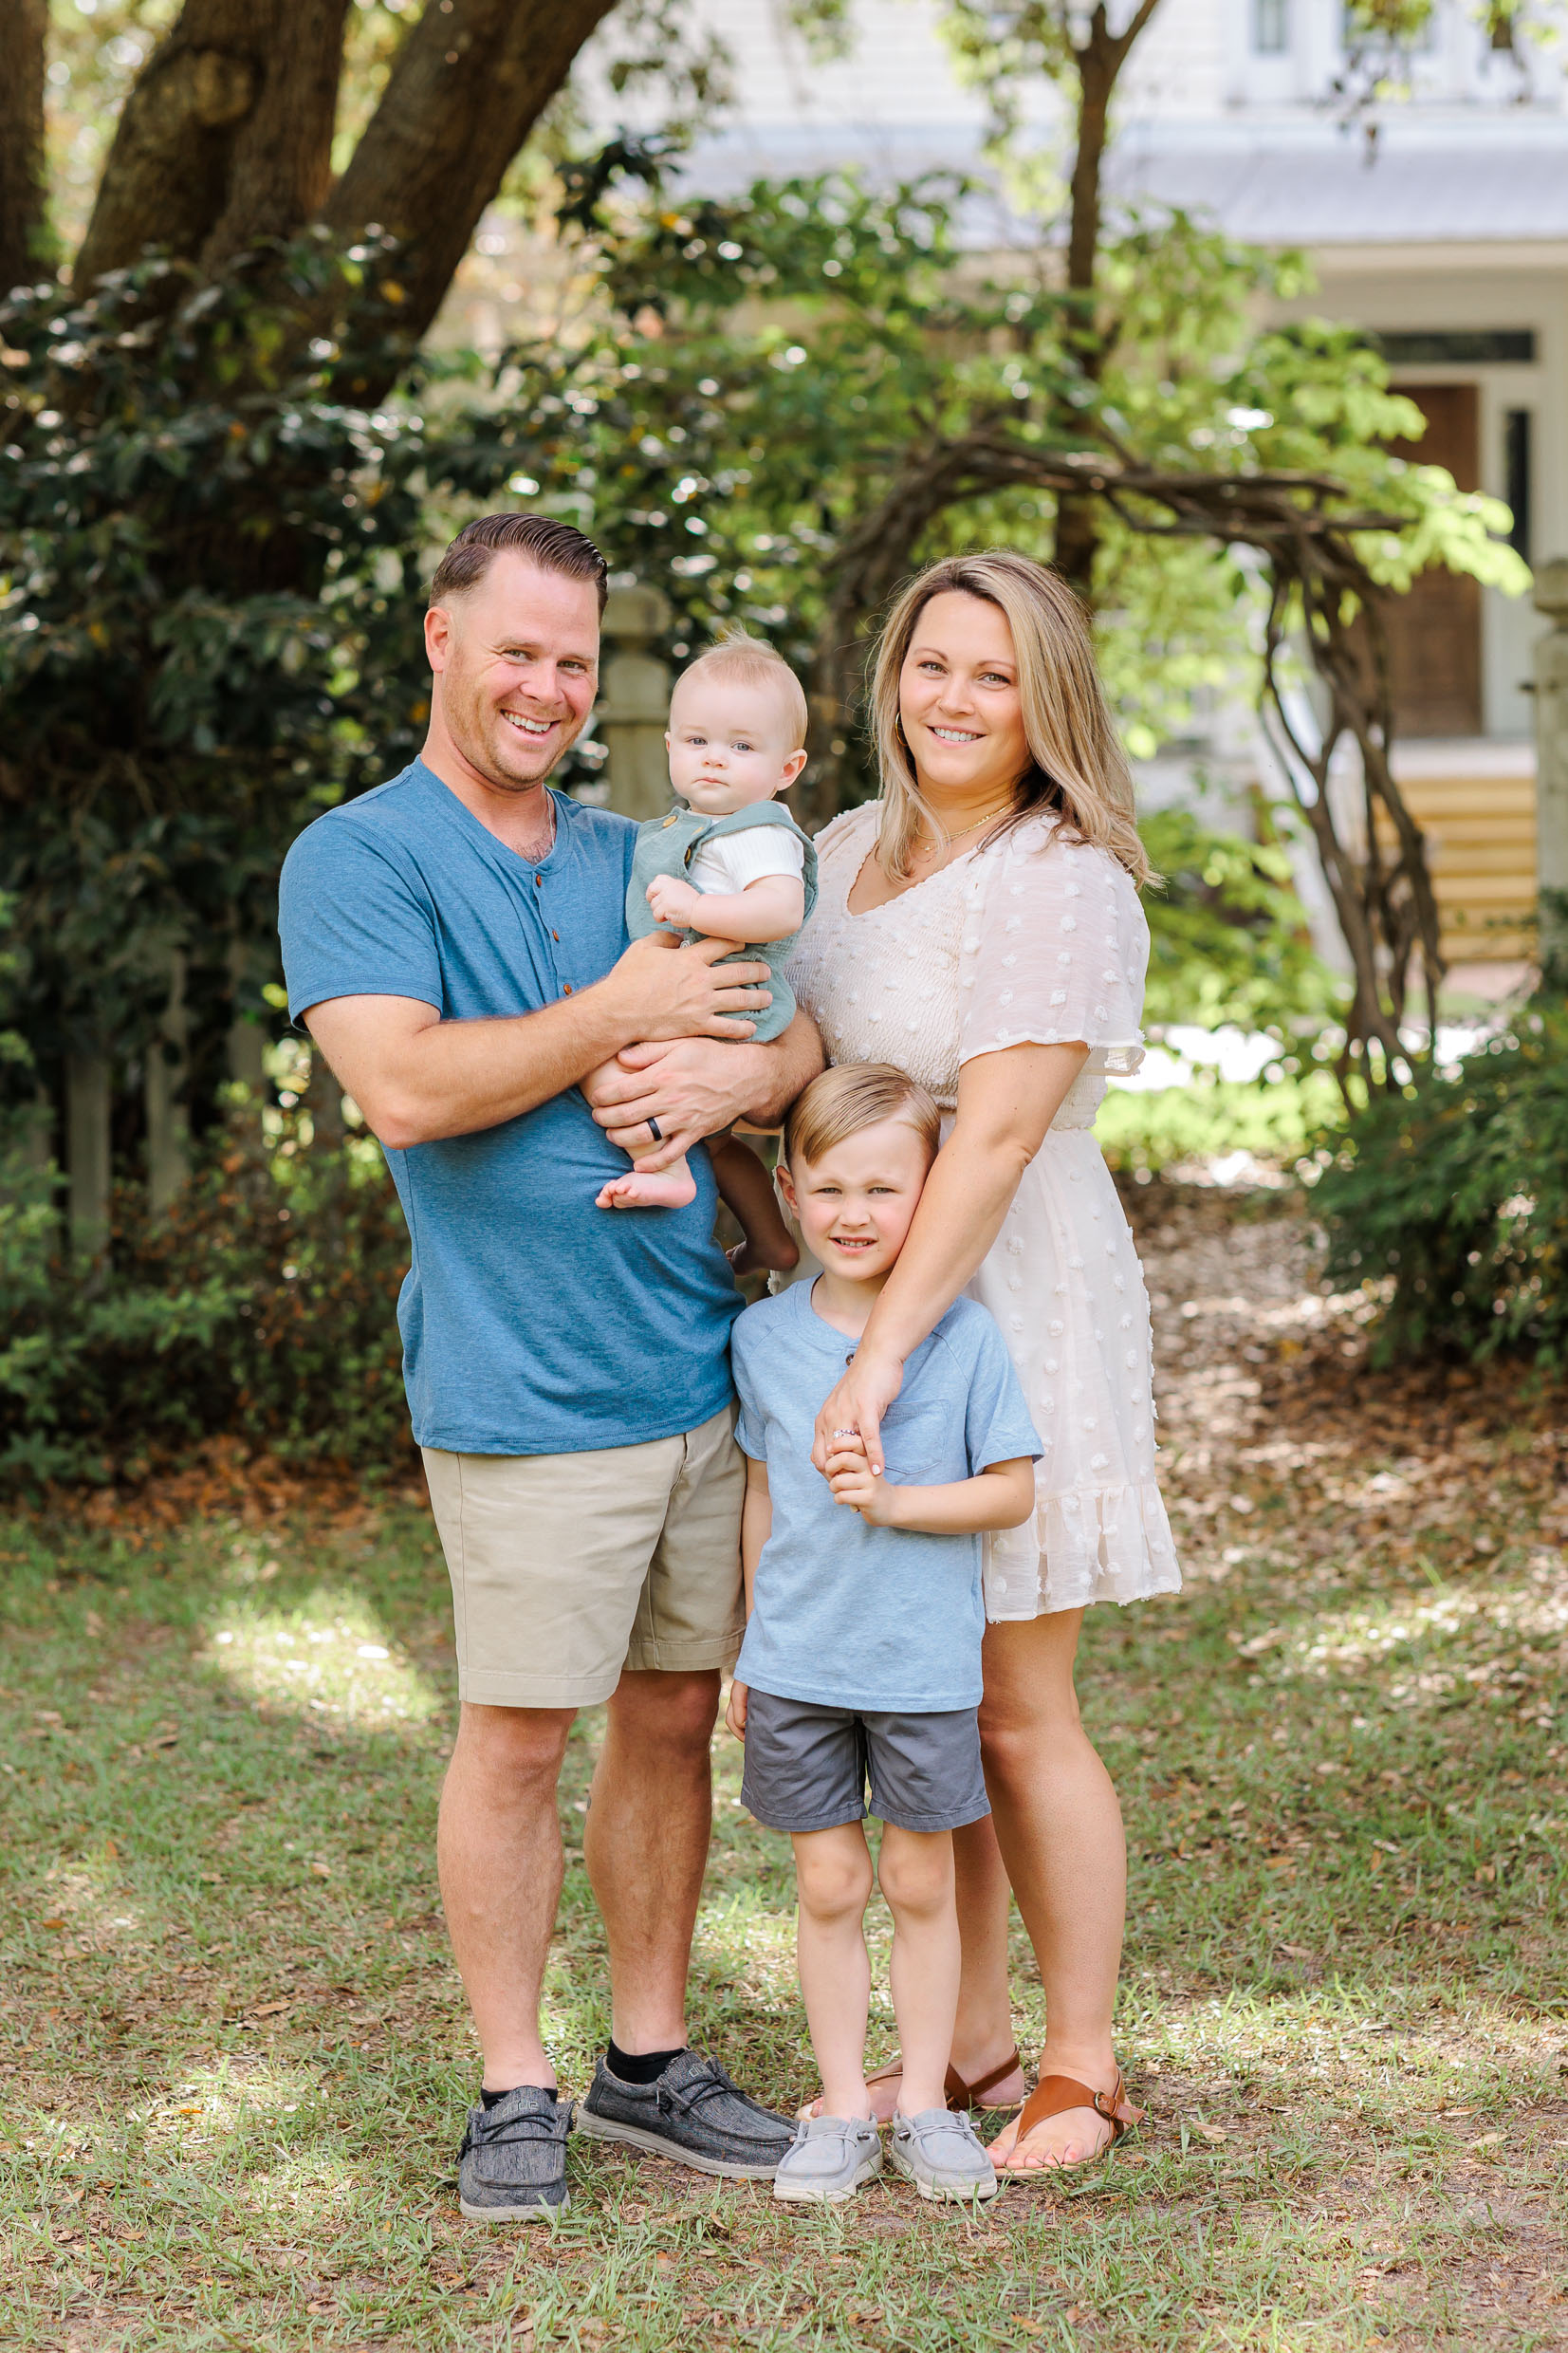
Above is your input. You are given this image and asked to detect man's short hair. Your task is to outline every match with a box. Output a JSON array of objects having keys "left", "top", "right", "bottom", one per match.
[
  {"left": 428, "top": 513, "right": 610, "bottom": 612},
  {"left": 784, "top": 1063, "right": 942, "bottom": 1172},
  {"left": 676, "top": 628, "right": 808, "bottom": 751}
]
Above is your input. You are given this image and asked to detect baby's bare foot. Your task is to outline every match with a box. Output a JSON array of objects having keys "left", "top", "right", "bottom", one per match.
[
  {"left": 729, "top": 1231, "right": 800, "bottom": 1277},
  {"left": 596, "top": 1164, "right": 698, "bottom": 1211}
]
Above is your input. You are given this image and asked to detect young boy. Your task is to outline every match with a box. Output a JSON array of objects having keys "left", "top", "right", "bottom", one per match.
[
  {"left": 725, "top": 1064, "right": 1041, "bottom": 2205},
  {"left": 594, "top": 632, "right": 817, "bottom": 1273}
]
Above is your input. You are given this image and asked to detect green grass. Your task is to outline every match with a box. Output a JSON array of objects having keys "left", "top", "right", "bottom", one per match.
[{"left": 3, "top": 1200, "right": 1567, "bottom": 2350}]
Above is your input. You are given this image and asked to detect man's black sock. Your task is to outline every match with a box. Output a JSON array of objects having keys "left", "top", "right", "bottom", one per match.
[
  {"left": 606, "top": 2038, "right": 685, "bottom": 2085},
  {"left": 480, "top": 2083, "right": 557, "bottom": 2109}
]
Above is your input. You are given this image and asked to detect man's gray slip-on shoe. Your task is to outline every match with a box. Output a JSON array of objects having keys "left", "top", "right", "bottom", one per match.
[
  {"left": 773, "top": 2114, "right": 883, "bottom": 2205},
  {"left": 457, "top": 2086, "right": 571, "bottom": 2220},
  {"left": 888, "top": 2107, "right": 999, "bottom": 2203},
  {"left": 575, "top": 2049, "right": 793, "bottom": 2178}
]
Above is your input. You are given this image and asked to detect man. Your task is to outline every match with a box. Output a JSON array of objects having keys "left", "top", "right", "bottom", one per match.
[{"left": 279, "top": 513, "right": 822, "bottom": 2219}]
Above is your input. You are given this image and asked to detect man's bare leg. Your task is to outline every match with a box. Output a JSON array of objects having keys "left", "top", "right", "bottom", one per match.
[
  {"left": 437, "top": 1701, "right": 576, "bottom": 2090},
  {"left": 584, "top": 1667, "right": 721, "bottom": 2053}
]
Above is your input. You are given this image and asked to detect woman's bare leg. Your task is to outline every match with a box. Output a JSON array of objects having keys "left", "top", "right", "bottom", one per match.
[{"left": 981, "top": 1610, "right": 1131, "bottom": 2168}]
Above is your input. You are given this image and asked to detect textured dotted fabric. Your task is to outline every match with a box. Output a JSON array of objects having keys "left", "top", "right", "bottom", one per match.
[{"left": 786, "top": 802, "right": 1182, "bottom": 1618}]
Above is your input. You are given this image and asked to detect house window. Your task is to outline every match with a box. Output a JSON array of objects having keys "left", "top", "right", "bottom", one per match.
[
  {"left": 1253, "top": 0, "right": 1289, "bottom": 50},
  {"left": 1504, "top": 410, "right": 1531, "bottom": 563}
]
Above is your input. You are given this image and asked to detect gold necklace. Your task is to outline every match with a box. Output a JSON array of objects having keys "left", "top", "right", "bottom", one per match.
[{"left": 914, "top": 803, "right": 1013, "bottom": 856}]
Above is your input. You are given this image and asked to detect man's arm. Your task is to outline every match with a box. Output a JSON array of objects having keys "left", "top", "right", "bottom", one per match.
[
  {"left": 585, "top": 1008, "right": 825, "bottom": 1173},
  {"left": 304, "top": 932, "right": 774, "bottom": 1151}
]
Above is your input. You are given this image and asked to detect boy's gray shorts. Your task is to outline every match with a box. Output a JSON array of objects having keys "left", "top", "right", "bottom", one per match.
[{"left": 741, "top": 1689, "right": 990, "bottom": 1836}]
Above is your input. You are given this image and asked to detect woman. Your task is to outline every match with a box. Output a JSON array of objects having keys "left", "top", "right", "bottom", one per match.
[{"left": 786, "top": 551, "right": 1181, "bottom": 2172}]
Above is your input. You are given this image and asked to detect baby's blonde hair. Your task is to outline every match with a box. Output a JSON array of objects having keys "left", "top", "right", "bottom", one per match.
[
  {"left": 675, "top": 628, "right": 808, "bottom": 751},
  {"left": 784, "top": 1063, "right": 941, "bottom": 1172}
]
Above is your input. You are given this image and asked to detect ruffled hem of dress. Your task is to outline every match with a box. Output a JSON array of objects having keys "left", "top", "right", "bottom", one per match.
[
  {"left": 985, "top": 1478, "right": 1182, "bottom": 1620},
  {"left": 958, "top": 1032, "right": 1145, "bottom": 1077}
]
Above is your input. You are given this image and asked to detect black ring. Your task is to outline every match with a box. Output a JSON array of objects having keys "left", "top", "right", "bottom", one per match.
[{"left": 647, "top": 1115, "right": 662, "bottom": 1143}]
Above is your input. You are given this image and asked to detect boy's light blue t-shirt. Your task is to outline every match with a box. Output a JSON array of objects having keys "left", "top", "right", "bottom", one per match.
[
  {"left": 731, "top": 1285, "right": 1042, "bottom": 1714},
  {"left": 278, "top": 760, "right": 741, "bottom": 1455}
]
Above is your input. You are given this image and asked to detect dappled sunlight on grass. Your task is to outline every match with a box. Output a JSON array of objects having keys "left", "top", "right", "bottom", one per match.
[{"left": 202, "top": 1583, "right": 442, "bottom": 1732}]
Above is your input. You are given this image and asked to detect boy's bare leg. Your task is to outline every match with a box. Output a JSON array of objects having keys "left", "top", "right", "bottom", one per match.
[
  {"left": 876, "top": 1825, "right": 962, "bottom": 2116},
  {"left": 711, "top": 1133, "right": 799, "bottom": 1273},
  {"left": 793, "top": 1825, "right": 876, "bottom": 2117}
]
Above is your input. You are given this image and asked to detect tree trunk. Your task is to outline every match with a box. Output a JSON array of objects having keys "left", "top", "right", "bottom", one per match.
[
  {"left": 1053, "top": 0, "right": 1163, "bottom": 602},
  {"left": 0, "top": 0, "right": 48, "bottom": 293},
  {"left": 199, "top": 0, "right": 354, "bottom": 273},
  {"left": 323, "top": 0, "right": 621, "bottom": 378},
  {"left": 145, "top": 951, "right": 192, "bottom": 1213},
  {"left": 74, "top": 0, "right": 273, "bottom": 287}
]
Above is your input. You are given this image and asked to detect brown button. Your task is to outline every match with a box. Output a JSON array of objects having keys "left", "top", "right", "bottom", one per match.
[
  {"left": 534, "top": 873, "right": 544, "bottom": 887},
  {"left": 551, "top": 930, "right": 559, "bottom": 941},
  {"left": 562, "top": 983, "right": 573, "bottom": 994}
]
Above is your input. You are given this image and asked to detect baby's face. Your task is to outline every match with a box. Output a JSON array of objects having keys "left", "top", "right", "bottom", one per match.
[{"left": 666, "top": 676, "right": 802, "bottom": 815}]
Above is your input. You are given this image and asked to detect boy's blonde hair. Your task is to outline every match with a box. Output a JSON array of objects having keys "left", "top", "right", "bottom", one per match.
[
  {"left": 676, "top": 628, "right": 808, "bottom": 751},
  {"left": 784, "top": 1063, "right": 942, "bottom": 1172}
]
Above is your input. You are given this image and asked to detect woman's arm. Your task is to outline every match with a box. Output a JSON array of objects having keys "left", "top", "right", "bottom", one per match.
[{"left": 810, "top": 1040, "right": 1088, "bottom": 1475}]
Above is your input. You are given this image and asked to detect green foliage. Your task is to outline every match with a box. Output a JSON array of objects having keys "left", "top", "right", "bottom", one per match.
[
  {"left": 1141, "top": 805, "right": 1343, "bottom": 1041},
  {"left": 1097, "top": 1067, "right": 1344, "bottom": 1179},
  {"left": 1315, "top": 1000, "right": 1568, "bottom": 1367},
  {"left": 0, "top": 1106, "right": 411, "bottom": 1491}
]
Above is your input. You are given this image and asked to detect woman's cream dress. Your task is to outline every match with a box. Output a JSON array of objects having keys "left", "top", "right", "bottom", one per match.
[{"left": 786, "top": 801, "right": 1181, "bottom": 1618}]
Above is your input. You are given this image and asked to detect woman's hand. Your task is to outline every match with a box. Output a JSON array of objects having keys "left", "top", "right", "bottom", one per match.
[
  {"left": 724, "top": 1679, "right": 748, "bottom": 1739},
  {"left": 811, "top": 1349, "right": 905, "bottom": 1480}
]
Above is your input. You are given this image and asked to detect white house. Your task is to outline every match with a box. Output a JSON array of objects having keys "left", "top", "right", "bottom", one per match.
[{"left": 605, "top": 0, "right": 1568, "bottom": 973}]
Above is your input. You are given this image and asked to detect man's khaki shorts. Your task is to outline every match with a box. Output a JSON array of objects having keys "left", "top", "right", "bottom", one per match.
[{"left": 422, "top": 1403, "right": 745, "bottom": 1710}]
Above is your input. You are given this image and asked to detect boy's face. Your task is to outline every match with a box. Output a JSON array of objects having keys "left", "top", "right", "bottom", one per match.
[
  {"left": 666, "top": 674, "right": 806, "bottom": 814},
  {"left": 778, "top": 1118, "right": 933, "bottom": 1284}
]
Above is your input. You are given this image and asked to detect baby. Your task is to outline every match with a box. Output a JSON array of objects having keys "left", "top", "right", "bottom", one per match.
[
  {"left": 594, "top": 632, "right": 818, "bottom": 1274},
  {"left": 726, "top": 1064, "right": 1041, "bottom": 2207}
]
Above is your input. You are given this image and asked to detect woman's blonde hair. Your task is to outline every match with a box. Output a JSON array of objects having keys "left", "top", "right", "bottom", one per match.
[
  {"left": 867, "top": 550, "right": 1150, "bottom": 886},
  {"left": 784, "top": 1063, "right": 941, "bottom": 1172}
]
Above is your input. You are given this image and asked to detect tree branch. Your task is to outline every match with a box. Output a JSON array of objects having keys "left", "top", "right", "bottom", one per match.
[
  {"left": 199, "top": 0, "right": 354, "bottom": 273},
  {"left": 323, "top": 0, "right": 622, "bottom": 367},
  {"left": 0, "top": 0, "right": 50, "bottom": 293}
]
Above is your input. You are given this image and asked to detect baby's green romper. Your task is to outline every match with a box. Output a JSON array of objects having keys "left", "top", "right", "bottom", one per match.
[{"left": 625, "top": 801, "right": 819, "bottom": 1044}]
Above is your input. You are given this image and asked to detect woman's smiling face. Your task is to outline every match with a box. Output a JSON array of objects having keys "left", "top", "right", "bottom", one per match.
[{"left": 897, "top": 589, "right": 1030, "bottom": 808}]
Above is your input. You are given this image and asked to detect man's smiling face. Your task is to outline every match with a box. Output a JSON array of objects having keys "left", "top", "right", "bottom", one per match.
[{"left": 424, "top": 552, "right": 600, "bottom": 796}]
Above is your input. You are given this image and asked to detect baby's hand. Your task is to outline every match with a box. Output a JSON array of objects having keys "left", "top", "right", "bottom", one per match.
[
  {"left": 826, "top": 1441, "right": 902, "bottom": 1529},
  {"left": 724, "top": 1678, "right": 749, "bottom": 1739},
  {"left": 646, "top": 874, "right": 702, "bottom": 928}
]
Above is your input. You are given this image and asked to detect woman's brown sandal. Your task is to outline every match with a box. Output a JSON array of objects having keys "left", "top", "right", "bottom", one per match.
[
  {"left": 993, "top": 2066, "right": 1141, "bottom": 2174},
  {"left": 944, "top": 2050, "right": 1024, "bottom": 2113}
]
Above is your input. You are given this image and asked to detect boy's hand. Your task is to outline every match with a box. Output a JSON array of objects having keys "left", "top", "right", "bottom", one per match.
[
  {"left": 825, "top": 1437, "right": 903, "bottom": 1529},
  {"left": 646, "top": 874, "right": 703, "bottom": 929},
  {"left": 724, "top": 1678, "right": 749, "bottom": 1739}
]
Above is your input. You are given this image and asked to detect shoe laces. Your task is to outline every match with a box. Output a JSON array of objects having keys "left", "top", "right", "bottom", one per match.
[{"left": 462, "top": 2101, "right": 566, "bottom": 2158}]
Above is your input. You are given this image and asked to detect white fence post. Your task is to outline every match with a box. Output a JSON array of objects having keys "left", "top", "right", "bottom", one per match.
[{"left": 598, "top": 584, "right": 673, "bottom": 823}]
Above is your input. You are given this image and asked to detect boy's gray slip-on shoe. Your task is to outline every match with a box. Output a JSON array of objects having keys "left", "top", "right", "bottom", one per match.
[
  {"left": 576, "top": 2049, "right": 794, "bottom": 2178},
  {"left": 457, "top": 2086, "right": 571, "bottom": 2220},
  {"left": 773, "top": 2114, "right": 883, "bottom": 2204},
  {"left": 888, "top": 2107, "right": 999, "bottom": 2203}
]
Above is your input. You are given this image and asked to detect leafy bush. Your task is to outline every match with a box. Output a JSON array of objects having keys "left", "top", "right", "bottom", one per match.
[
  {"left": 1140, "top": 805, "right": 1342, "bottom": 1043},
  {"left": 0, "top": 1107, "right": 411, "bottom": 1491},
  {"left": 1314, "top": 1001, "right": 1568, "bottom": 1366}
]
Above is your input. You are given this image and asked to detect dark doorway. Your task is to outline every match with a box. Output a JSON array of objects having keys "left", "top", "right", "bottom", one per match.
[{"left": 1382, "top": 383, "right": 1483, "bottom": 738}]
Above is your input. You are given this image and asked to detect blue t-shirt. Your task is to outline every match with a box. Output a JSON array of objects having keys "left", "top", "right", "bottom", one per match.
[
  {"left": 731, "top": 1284, "right": 1042, "bottom": 1713},
  {"left": 278, "top": 759, "right": 741, "bottom": 1455}
]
